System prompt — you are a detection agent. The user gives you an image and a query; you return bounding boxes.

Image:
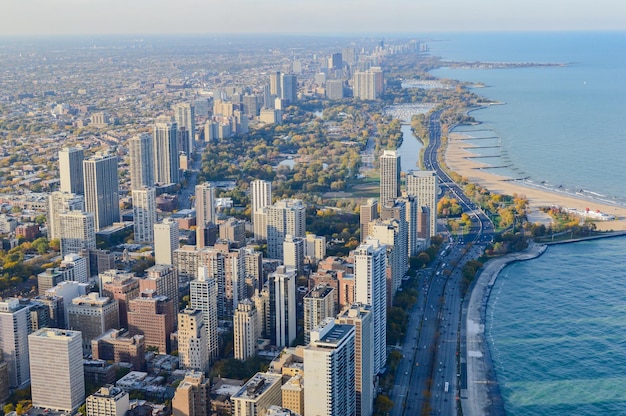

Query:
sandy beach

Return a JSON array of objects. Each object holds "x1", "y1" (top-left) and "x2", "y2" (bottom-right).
[{"x1": 445, "y1": 132, "x2": 626, "y2": 231}]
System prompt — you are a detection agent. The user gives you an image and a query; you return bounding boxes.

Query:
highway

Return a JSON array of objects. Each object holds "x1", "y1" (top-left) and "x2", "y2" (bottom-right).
[{"x1": 390, "y1": 109, "x2": 495, "y2": 416}]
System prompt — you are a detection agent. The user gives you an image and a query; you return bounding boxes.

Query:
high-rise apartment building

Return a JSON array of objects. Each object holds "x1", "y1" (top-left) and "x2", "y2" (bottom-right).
[
  {"x1": 173, "y1": 102, "x2": 196, "y2": 157},
  {"x1": 379, "y1": 150, "x2": 401, "y2": 206},
  {"x1": 86, "y1": 385, "x2": 130, "y2": 416},
  {"x1": 140, "y1": 264, "x2": 179, "y2": 314},
  {"x1": 269, "y1": 72, "x2": 281, "y2": 97},
  {"x1": 29, "y1": 329, "x2": 84, "y2": 413},
  {"x1": 59, "y1": 147, "x2": 85, "y2": 195},
  {"x1": 60, "y1": 253, "x2": 89, "y2": 284},
  {"x1": 189, "y1": 267, "x2": 219, "y2": 361},
  {"x1": 281, "y1": 375, "x2": 304, "y2": 416},
  {"x1": 132, "y1": 187, "x2": 156, "y2": 244},
  {"x1": 353, "y1": 238, "x2": 387, "y2": 374},
  {"x1": 153, "y1": 117, "x2": 180, "y2": 184},
  {"x1": 282, "y1": 235, "x2": 304, "y2": 275},
  {"x1": 233, "y1": 299, "x2": 258, "y2": 361},
  {"x1": 67, "y1": 293, "x2": 120, "y2": 354},
  {"x1": 127, "y1": 291, "x2": 175, "y2": 354},
  {"x1": 336, "y1": 303, "x2": 374, "y2": 416},
  {"x1": 83, "y1": 152, "x2": 120, "y2": 231},
  {"x1": 266, "y1": 199, "x2": 305, "y2": 260},
  {"x1": 251, "y1": 180, "x2": 272, "y2": 223},
  {"x1": 48, "y1": 191, "x2": 84, "y2": 240},
  {"x1": 359, "y1": 198, "x2": 379, "y2": 242},
  {"x1": 304, "y1": 319, "x2": 356, "y2": 416},
  {"x1": 407, "y1": 170, "x2": 439, "y2": 239},
  {"x1": 304, "y1": 233, "x2": 326, "y2": 262},
  {"x1": 303, "y1": 284, "x2": 336, "y2": 345},
  {"x1": 172, "y1": 371, "x2": 210, "y2": 416},
  {"x1": 279, "y1": 73, "x2": 297, "y2": 104},
  {"x1": 0, "y1": 299, "x2": 31, "y2": 389},
  {"x1": 59, "y1": 210, "x2": 96, "y2": 259},
  {"x1": 154, "y1": 218, "x2": 179, "y2": 265},
  {"x1": 128, "y1": 133, "x2": 154, "y2": 190},
  {"x1": 101, "y1": 273, "x2": 140, "y2": 329},
  {"x1": 269, "y1": 266, "x2": 296, "y2": 347},
  {"x1": 353, "y1": 67, "x2": 384, "y2": 100},
  {"x1": 232, "y1": 372, "x2": 282, "y2": 416},
  {"x1": 219, "y1": 217, "x2": 246, "y2": 248},
  {"x1": 379, "y1": 200, "x2": 409, "y2": 299},
  {"x1": 177, "y1": 309, "x2": 209, "y2": 372},
  {"x1": 92, "y1": 329, "x2": 145, "y2": 371},
  {"x1": 195, "y1": 182, "x2": 216, "y2": 248}
]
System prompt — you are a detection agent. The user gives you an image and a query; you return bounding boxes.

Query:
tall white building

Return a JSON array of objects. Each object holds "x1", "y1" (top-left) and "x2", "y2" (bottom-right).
[
  {"x1": 379, "y1": 150, "x2": 401, "y2": 206},
  {"x1": 60, "y1": 253, "x2": 89, "y2": 284},
  {"x1": 86, "y1": 385, "x2": 130, "y2": 416},
  {"x1": 304, "y1": 234, "x2": 326, "y2": 262},
  {"x1": 407, "y1": 170, "x2": 439, "y2": 239},
  {"x1": 29, "y1": 328, "x2": 85, "y2": 412},
  {"x1": 233, "y1": 299, "x2": 259, "y2": 361},
  {"x1": 189, "y1": 267, "x2": 219, "y2": 361},
  {"x1": 232, "y1": 372, "x2": 282, "y2": 416},
  {"x1": 283, "y1": 235, "x2": 304, "y2": 275},
  {"x1": 279, "y1": 73, "x2": 297, "y2": 104},
  {"x1": 251, "y1": 180, "x2": 272, "y2": 241},
  {"x1": 353, "y1": 238, "x2": 387, "y2": 374},
  {"x1": 269, "y1": 266, "x2": 296, "y2": 347},
  {"x1": 336, "y1": 303, "x2": 374, "y2": 416},
  {"x1": 153, "y1": 117, "x2": 180, "y2": 184},
  {"x1": 266, "y1": 199, "x2": 306, "y2": 260},
  {"x1": 132, "y1": 187, "x2": 156, "y2": 244},
  {"x1": 60, "y1": 210, "x2": 96, "y2": 256},
  {"x1": 177, "y1": 309, "x2": 209, "y2": 372},
  {"x1": 195, "y1": 183, "x2": 216, "y2": 248},
  {"x1": 304, "y1": 319, "x2": 356, "y2": 416},
  {"x1": 128, "y1": 133, "x2": 154, "y2": 190},
  {"x1": 48, "y1": 191, "x2": 84, "y2": 241},
  {"x1": 83, "y1": 152, "x2": 120, "y2": 231},
  {"x1": 0, "y1": 299, "x2": 31, "y2": 389},
  {"x1": 352, "y1": 67, "x2": 384, "y2": 100},
  {"x1": 359, "y1": 198, "x2": 379, "y2": 242},
  {"x1": 154, "y1": 218, "x2": 179, "y2": 265},
  {"x1": 173, "y1": 103, "x2": 196, "y2": 157},
  {"x1": 59, "y1": 147, "x2": 84, "y2": 195}
]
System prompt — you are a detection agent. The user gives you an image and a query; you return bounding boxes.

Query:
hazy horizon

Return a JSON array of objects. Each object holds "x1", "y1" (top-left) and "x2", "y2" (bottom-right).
[{"x1": 2, "y1": 0, "x2": 625, "y2": 36}]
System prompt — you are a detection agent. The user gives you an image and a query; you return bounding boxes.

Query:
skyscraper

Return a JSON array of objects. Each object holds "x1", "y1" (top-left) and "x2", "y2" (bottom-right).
[
  {"x1": 127, "y1": 292, "x2": 175, "y2": 354},
  {"x1": 0, "y1": 299, "x2": 31, "y2": 389},
  {"x1": 379, "y1": 150, "x2": 401, "y2": 206},
  {"x1": 128, "y1": 133, "x2": 154, "y2": 190},
  {"x1": 353, "y1": 67, "x2": 384, "y2": 100},
  {"x1": 353, "y1": 238, "x2": 387, "y2": 374},
  {"x1": 60, "y1": 210, "x2": 96, "y2": 256},
  {"x1": 283, "y1": 234, "x2": 304, "y2": 275},
  {"x1": 29, "y1": 328, "x2": 84, "y2": 413},
  {"x1": 303, "y1": 284, "x2": 335, "y2": 344},
  {"x1": 190, "y1": 267, "x2": 219, "y2": 361},
  {"x1": 173, "y1": 102, "x2": 196, "y2": 157},
  {"x1": 407, "y1": 170, "x2": 439, "y2": 239},
  {"x1": 154, "y1": 218, "x2": 179, "y2": 265},
  {"x1": 141, "y1": 264, "x2": 179, "y2": 314},
  {"x1": 177, "y1": 309, "x2": 209, "y2": 372},
  {"x1": 359, "y1": 198, "x2": 379, "y2": 242},
  {"x1": 266, "y1": 199, "x2": 306, "y2": 260},
  {"x1": 304, "y1": 319, "x2": 356, "y2": 416},
  {"x1": 233, "y1": 299, "x2": 259, "y2": 361},
  {"x1": 280, "y1": 73, "x2": 297, "y2": 104},
  {"x1": 195, "y1": 183, "x2": 215, "y2": 248},
  {"x1": 153, "y1": 117, "x2": 179, "y2": 184},
  {"x1": 380, "y1": 199, "x2": 409, "y2": 298},
  {"x1": 269, "y1": 266, "x2": 296, "y2": 347},
  {"x1": 83, "y1": 152, "x2": 120, "y2": 231},
  {"x1": 336, "y1": 303, "x2": 374, "y2": 416},
  {"x1": 67, "y1": 293, "x2": 120, "y2": 354},
  {"x1": 59, "y1": 147, "x2": 84, "y2": 195},
  {"x1": 251, "y1": 179, "x2": 272, "y2": 241},
  {"x1": 48, "y1": 191, "x2": 84, "y2": 240},
  {"x1": 132, "y1": 187, "x2": 156, "y2": 244}
]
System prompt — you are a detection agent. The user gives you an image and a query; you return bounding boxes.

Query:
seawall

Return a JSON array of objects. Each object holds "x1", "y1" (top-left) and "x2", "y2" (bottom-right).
[{"x1": 460, "y1": 242, "x2": 547, "y2": 416}]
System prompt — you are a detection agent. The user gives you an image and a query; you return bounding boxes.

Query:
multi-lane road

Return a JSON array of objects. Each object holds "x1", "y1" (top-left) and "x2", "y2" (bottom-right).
[{"x1": 390, "y1": 109, "x2": 495, "y2": 416}]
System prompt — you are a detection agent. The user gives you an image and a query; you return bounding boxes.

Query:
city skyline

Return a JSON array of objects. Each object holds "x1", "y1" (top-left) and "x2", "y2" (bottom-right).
[{"x1": 1, "y1": 0, "x2": 625, "y2": 36}]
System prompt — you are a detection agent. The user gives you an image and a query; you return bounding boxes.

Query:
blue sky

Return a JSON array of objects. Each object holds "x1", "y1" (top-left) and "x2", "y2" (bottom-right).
[{"x1": 1, "y1": 0, "x2": 625, "y2": 35}]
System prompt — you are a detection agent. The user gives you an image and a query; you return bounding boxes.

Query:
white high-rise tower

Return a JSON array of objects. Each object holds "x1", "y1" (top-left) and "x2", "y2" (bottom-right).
[
  {"x1": 379, "y1": 150, "x2": 401, "y2": 206},
  {"x1": 153, "y1": 117, "x2": 179, "y2": 184},
  {"x1": 132, "y1": 187, "x2": 156, "y2": 244},
  {"x1": 83, "y1": 152, "x2": 120, "y2": 231},
  {"x1": 129, "y1": 133, "x2": 154, "y2": 190},
  {"x1": 407, "y1": 170, "x2": 439, "y2": 239},
  {"x1": 59, "y1": 147, "x2": 84, "y2": 195}
]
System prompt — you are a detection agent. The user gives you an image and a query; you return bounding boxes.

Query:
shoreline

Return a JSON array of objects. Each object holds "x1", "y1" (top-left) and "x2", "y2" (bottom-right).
[
  {"x1": 444, "y1": 130, "x2": 626, "y2": 231},
  {"x1": 461, "y1": 242, "x2": 547, "y2": 416}
]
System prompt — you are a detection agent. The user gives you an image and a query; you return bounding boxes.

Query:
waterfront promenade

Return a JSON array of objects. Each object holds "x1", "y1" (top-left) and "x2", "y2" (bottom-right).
[{"x1": 461, "y1": 242, "x2": 547, "y2": 416}]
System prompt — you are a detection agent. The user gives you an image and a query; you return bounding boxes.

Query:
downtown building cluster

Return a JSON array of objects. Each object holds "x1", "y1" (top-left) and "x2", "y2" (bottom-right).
[{"x1": 0, "y1": 41, "x2": 435, "y2": 416}]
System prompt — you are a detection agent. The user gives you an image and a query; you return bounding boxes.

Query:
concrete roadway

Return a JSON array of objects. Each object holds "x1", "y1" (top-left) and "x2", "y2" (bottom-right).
[{"x1": 390, "y1": 109, "x2": 495, "y2": 416}]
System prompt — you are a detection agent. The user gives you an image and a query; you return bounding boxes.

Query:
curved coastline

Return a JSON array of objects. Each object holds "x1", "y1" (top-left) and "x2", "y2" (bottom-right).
[{"x1": 460, "y1": 242, "x2": 547, "y2": 416}]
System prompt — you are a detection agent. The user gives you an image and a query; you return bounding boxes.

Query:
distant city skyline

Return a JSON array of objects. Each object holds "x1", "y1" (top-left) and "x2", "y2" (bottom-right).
[{"x1": 1, "y1": 0, "x2": 625, "y2": 35}]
